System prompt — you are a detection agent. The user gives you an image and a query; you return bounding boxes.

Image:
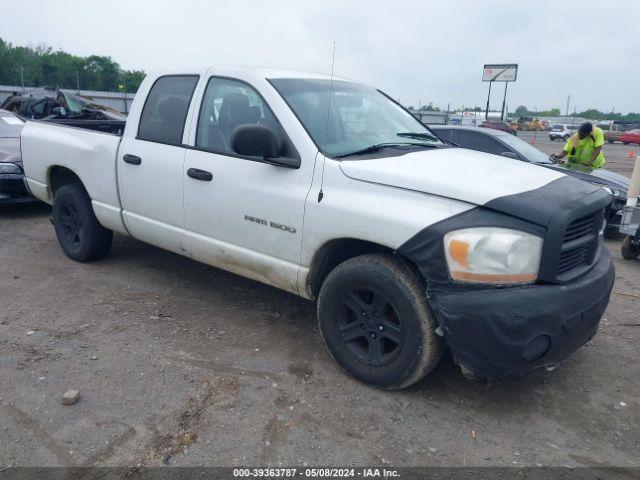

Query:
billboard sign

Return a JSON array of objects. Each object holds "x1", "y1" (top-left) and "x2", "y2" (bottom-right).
[{"x1": 482, "y1": 64, "x2": 518, "y2": 82}]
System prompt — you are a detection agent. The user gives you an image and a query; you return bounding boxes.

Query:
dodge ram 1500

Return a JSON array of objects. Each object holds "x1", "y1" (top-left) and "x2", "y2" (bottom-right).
[{"x1": 20, "y1": 67, "x2": 614, "y2": 389}]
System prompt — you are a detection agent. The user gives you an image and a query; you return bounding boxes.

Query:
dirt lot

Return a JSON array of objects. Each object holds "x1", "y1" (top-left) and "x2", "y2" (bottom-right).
[{"x1": 1, "y1": 142, "x2": 639, "y2": 468}]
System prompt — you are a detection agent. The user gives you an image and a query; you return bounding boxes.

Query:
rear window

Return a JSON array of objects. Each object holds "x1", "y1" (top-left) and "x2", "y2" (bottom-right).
[{"x1": 137, "y1": 75, "x2": 199, "y2": 145}]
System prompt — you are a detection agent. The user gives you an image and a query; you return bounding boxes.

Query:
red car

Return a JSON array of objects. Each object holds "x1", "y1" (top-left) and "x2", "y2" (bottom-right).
[
  {"x1": 480, "y1": 120, "x2": 517, "y2": 136},
  {"x1": 620, "y1": 129, "x2": 640, "y2": 145}
]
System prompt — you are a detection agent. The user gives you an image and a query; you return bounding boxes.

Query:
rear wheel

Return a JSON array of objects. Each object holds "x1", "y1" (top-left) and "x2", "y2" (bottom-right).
[
  {"x1": 53, "y1": 184, "x2": 113, "y2": 262},
  {"x1": 317, "y1": 254, "x2": 442, "y2": 389},
  {"x1": 621, "y1": 236, "x2": 640, "y2": 260}
]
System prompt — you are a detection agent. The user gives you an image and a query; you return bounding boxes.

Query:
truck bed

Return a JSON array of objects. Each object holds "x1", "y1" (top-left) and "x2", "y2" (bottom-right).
[{"x1": 21, "y1": 120, "x2": 126, "y2": 234}]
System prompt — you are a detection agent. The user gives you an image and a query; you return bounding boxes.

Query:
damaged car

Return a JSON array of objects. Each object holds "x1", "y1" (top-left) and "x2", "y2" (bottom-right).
[
  {"x1": 1, "y1": 87, "x2": 126, "y2": 135},
  {"x1": 0, "y1": 109, "x2": 35, "y2": 204}
]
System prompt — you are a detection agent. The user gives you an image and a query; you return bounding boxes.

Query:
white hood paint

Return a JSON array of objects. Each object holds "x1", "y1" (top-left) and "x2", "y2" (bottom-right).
[{"x1": 339, "y1": 148, "x2": 565, "y2": 206}]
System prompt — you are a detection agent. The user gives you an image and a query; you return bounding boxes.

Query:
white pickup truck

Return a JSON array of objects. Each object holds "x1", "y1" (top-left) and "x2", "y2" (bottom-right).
[{"x1": 21, "y1": 67, "x2": 614, "y2": 389}]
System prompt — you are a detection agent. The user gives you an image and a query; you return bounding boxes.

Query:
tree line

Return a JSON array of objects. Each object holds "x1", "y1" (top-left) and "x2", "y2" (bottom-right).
[{"x1": 0, "y1": 38, "x2": 145, "y2": 93}]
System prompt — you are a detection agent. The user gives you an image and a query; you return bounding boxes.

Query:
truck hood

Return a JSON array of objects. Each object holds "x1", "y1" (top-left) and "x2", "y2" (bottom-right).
[{"x1": 339, "y1": 148, "x2": 565, "y2": 206}]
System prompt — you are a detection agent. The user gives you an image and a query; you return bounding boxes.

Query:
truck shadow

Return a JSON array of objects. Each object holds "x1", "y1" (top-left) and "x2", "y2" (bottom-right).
[
  {"x1": 0, "y1": 201, "x2": 51, "y2": 218},
  {"x1": 103, "y1": 232, "x2": 580, "y2": 412}
]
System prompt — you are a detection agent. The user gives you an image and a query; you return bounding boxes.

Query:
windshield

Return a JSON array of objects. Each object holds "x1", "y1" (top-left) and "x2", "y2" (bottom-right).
[
  {"x1": 551, "y1": 125, "x2": 564, "y2": 131},
  {"x1": 62, "y1": 93, "x2": 90, "y2": 113},
  {"x1": 497, "y1": 131, "x2": 553, "y2": 163},
  {"x1": 270, "y1": 78, "x2": 442, "y2": 157}
]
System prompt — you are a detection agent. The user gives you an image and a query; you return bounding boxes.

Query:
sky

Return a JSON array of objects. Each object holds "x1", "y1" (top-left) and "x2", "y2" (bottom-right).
[{"x1": 3, "y1": 0, "x2": 640, "y2": 113}]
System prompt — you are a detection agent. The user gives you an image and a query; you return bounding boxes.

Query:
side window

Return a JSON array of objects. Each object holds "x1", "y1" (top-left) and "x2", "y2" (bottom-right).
[
  {"x1": 456, "y1": 131, "x2": 505, "y2": 155},
  {"x1": 138, "y1": 75, "x2": 199, "y2": 146},
  {"x1": 196, "y1": 77, "x2": 280, "y2": 154}
]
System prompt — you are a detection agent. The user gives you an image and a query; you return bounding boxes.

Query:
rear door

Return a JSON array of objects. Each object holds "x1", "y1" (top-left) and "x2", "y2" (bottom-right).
[{"x1": 117, "y1": 74, "x2": 199, "y2": 254}]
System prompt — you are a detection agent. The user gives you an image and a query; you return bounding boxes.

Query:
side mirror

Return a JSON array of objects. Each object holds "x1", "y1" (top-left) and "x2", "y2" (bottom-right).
[
  {"x1": 500, "y1": 151, "x2": 519, "y2": 159},
  {"x1": 231, "y1": 124, "x2": 300, "y2": 168},
  {"x1": 51, "y1": 106, "x2": 67, "y2": 117}
]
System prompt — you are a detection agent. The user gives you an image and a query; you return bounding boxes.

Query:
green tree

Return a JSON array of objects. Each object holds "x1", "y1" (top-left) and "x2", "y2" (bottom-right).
[{"x1": 0, "y1": 37, "x2": 145, "y2": 92}]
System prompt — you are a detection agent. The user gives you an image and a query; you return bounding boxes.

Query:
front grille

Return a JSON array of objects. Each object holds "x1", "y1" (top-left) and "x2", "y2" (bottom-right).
[
  {"x1": 563, "y1": 215, "x2": 595, "y2": 242},
  {"x1": 555, "y1": 213, "x2": 599, "y2": 278}
]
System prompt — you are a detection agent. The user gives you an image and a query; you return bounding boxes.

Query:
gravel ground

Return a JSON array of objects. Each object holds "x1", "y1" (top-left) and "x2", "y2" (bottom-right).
[{"x1": 1, "y1": 140, "x2": 639, "y2": 468}]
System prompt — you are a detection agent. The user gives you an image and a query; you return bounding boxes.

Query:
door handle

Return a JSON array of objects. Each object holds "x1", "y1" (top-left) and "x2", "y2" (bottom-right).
[
  {"x1": 123, "y1": 154, "x2": 142, "y2": 165},
  {"x1": 187, "y1": 168, "x2": 213, "y2": 181}
]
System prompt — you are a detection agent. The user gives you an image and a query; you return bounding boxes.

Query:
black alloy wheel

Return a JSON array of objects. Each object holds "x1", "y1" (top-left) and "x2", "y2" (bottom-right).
[
  {"x1": 337, "y1": 287, "x2": 404, "y2": 366},
  {"x1": 58, "y1": 201, "x2": 84, "y2": 249}
]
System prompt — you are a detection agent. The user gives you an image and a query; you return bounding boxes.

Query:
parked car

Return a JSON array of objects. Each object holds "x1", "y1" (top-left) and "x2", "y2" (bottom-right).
[
  {"x1": 548, "y1": 124, "x2": 573, "y2": 141},
  {"x1": 480, "y1": 120, "x2": 517, "y2": 135},
  {"x1": 432, "y1": 125, "x2": 630, "y2": 236},
  {"x1": 603, "y1": 124, "x2": 628, "y2": 144},
  {"x1": 620, "y1": 130, "x2": 640, "y2": 145},
  {"x1": 20, "y1": 67, "x2": 614, "y2": 388},
  {"x1": 0, "y1": 109, "x2": 36, "y2": 204}
]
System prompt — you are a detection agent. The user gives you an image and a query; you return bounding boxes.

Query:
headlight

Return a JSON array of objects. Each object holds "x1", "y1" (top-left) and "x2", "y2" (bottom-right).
[
  {"x1": 0, "y1": 162, "x2": 21, "y2": 174},
  {"x1": 0, "y1": 163, "x2": 22, "y2": 173},
  {"x1": 444, "y1": 228, "x2": 543, "y2": 284}
]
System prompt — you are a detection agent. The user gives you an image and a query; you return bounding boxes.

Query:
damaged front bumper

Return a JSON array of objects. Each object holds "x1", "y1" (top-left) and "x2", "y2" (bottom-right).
[{"x1": 429, "y1": 248, "x2": 615, "y2": 380}]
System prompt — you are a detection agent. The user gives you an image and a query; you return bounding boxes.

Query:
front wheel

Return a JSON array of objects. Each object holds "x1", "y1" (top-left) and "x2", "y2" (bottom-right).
[
  {"x1": 621, "y1": 236, "x2": 640, "y2": 260},
  {"x1": 317, "y1": 254, "x2": 443, "y2": 389},
  {"x1": 53, "y1": 184, "x2": 113, "y2": 262}
]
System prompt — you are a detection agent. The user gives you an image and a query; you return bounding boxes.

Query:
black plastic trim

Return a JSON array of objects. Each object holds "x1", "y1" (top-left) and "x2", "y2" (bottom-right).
[
  {"x1": 484, "y1": 176, "x2": 610, "y2": 284},
  {"x1": 397, "y1": 206, "x2": 545, "y2": 291}
]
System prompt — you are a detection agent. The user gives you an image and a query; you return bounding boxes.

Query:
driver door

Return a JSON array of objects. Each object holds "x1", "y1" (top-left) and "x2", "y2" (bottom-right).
[{"x1": 182, "y1": 76, "x2": 313, "y2": 293}]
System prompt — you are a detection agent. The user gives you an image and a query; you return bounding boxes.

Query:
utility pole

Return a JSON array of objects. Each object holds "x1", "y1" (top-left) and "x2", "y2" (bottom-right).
[
  {"x1": 565, "y1": 95, "x2": 571, "y2": 117},
  {"x1": 76, "y1": 71, "x2": 80, "y2": 90},
  {"x1": 123, "y1": 75, "x2": 128, "y2": 114},
  {"x1": 19, "y1": 65, "x2": 25, "y2": 92}
]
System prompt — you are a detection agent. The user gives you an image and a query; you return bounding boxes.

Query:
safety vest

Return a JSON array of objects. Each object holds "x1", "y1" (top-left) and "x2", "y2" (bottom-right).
[{"x1": 566, "y1": 128, "x2": 605, "y2": 168}]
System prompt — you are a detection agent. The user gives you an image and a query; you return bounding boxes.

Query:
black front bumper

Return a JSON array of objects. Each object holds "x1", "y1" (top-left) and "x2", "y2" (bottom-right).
[
  {"x1": 0, "y1": 173, "x2": 36, "y2": 204},
  {"x1": 429, "y1": 248, "x2": 615, "y2": 380}
]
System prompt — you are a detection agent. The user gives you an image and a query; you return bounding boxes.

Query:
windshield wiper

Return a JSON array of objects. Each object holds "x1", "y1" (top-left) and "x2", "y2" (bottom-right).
[
  {"x1": 334, "y1": 142, "x2": 439, "y2": 159},
  {"x1": 396, "y1": 132, "x2": 441, "y2": 142}
]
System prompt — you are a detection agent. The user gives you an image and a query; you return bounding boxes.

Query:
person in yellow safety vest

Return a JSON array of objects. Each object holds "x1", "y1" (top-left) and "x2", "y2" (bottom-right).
[{"x1": 551, "y1": 122, "x2": 606, "y2": 168}]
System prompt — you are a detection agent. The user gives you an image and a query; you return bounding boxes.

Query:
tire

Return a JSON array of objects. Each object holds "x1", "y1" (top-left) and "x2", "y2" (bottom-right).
[
  {"x1": 607, "y1": 140, "x2": 614, "y2": 144},
  {"x1": 621, "y1": 236, "x2": 640, "y2": 260},
  {"x1": 317, "y1": 254, "x2": 443, "y2": 390},
  {"x1": 52, "y1": 184, "x2": 113, "y2": 262},
  {"x1": 623, "y1": 142, "x2": 630, "y2": 145},
  {"x1": 564, "y1": 135, "x2": 570, "y2": 141}
]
